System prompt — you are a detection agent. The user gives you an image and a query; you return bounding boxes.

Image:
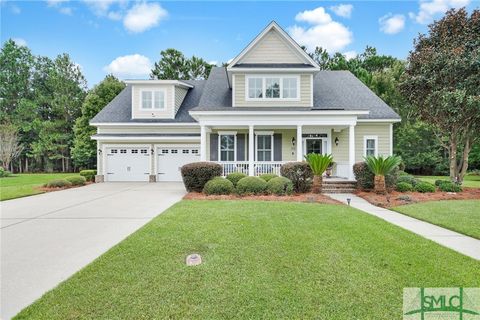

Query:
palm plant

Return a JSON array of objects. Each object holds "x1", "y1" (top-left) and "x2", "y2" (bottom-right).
[
  {"x1": 364, "y1": 155, "x2": 402, "y2": 194},
  {"x1": 304, "y1": 153, "x2": 333, "y2": 193}
]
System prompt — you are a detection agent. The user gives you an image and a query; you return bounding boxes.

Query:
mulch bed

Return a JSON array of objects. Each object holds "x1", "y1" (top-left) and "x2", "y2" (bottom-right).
[
  {"x1": 356, "y1": 188, "x2": 480, "y2": 208},
  {"x1": 184, "y1": 192, "x2": 342, "y2": 205},
  {"x1": 37, "y1": 182, "x2": 93, "y2": 193}
]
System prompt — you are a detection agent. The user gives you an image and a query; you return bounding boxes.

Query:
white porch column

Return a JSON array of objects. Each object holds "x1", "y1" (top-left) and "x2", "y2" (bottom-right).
[
  {"x1": 296, "y1": 125, "x2": 303, "y2": 161},
  {"x1": 96, "y1": 141, "x2": 102, "y2": 175},
  {"x1": 200, "y1": 125, "x2": 207, "y2": 161},
  {"x1": 348, "y1": 124, "x2": 355, "y2": 180},
  {"x1": 248, "y1": 125, "x2": 254, "y2": 176}
]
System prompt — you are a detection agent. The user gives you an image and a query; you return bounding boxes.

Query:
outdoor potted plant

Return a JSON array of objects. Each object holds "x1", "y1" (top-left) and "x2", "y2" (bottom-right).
[
  {"x1": 305, "y1": 153, "x2": 333, "y2": 193},
  {"x1": 325, "y1": 162, "x2": 335, "y2": 177}
]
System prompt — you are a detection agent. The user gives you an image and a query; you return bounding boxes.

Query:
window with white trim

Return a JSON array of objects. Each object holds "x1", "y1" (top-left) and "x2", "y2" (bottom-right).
[
  {"x1": 246, "y1": 76, "x2": 299, "y2": 100},
  {"x1": 141, "y1": 90, "x2": 165, "y2": 109},
  {"x1": 219, "y1": 134, "x2": 235, "y2": 161},
  {"x1": 256, "y1": 135, "x2": 273, "y2": 161},
  {"x1": 364, "y1": 136, "x2": 378, "y2": 157}
]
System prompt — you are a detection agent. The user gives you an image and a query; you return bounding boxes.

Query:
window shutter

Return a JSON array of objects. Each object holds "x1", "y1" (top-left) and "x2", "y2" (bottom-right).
[
  {"x1": 274, "y1": 134, "x2": 282, "y2": 161},
  {"x1": 237, "y1": 134, "x2": 245, "y2": 161},
  {"x1": 210, "y1": 134, "x2": 218, "y2": 161}
]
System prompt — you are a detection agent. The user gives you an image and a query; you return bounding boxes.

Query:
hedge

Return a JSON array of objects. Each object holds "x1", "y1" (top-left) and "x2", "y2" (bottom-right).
[
  {"x1": 65, "y1": 176, "x2": 87, "y2": 186},
  {"x1": 203, "y1": 177, "x2": 234, "y2": 195},
  {"x1": 396, "y1": 182, "x2": 414, "y2": 192},
  {"x1": 414, "y1": 181, "x2": 436, "y2": 193},
  {"x1": 438, "y1": 181, "x2": 462, "y2": 192},
  {"x1": 45, "y1": 179, "x2": 72, "y2": 188},
  {"x1": 181, "y1": 162, "x2": 222, "y2": 192},
  {"x1": 259, "y1": 173, "x2": 278, "y2": 182},
  {"x1": 236, "y1": 176, "x2": 267, "y2": 195},
  {"x1": 280, "y1": 162, "x2": 313, "y2": 193},
  {"x1": 353, "y1": 162, "x2": 399, "y2": 191},
  {"x1": 79, "y1": 169, "x2": 97, "y2": 182},
  {"x1": 266, "y1": 177, "x2": 293, "y2": 196},
  {"x1": 0, "y1": 167, "x2": 12, "y2": 178},
  {"x1": 226, "y1": 172, "x2": 247, "y2": 187},
  {"x1": 397, "y1": 175, "x2": 419, "y2": 186}
]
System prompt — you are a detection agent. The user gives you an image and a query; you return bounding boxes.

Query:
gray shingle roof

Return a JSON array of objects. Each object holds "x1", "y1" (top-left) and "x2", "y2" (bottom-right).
[
  {"x1": 90, "y1": 79, "x2": 205, "y2": 123},
  {"x1": 91, "y1": 67, "x2": 400, "y2": 124}
]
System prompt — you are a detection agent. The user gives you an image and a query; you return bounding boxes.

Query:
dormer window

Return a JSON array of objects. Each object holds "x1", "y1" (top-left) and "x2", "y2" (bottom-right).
[
  {"x1": 246, "y1": 75, "x2": 299, "y2": 100},
  {"x1": 141, "y1": 90, "x2": 165, "y2": 110}
]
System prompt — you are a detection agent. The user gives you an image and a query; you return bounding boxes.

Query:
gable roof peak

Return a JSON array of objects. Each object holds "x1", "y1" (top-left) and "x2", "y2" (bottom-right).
[{"x1": 227, "y1": 21, "x2": 320, "y2": 71}]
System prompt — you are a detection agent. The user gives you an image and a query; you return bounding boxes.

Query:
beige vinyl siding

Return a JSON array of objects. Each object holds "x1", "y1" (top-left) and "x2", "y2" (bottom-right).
[
  {"x1": 239, "y1": 29, "x2": 302, "y2": 64},
  {"x1": 331, "y1": 129, "x2": 349, "y2": 162},
  {"x1": 132, "y1": 84, "x2": 174, "y2": 119},
  {"x1": 278, "y1": 129, "x2": 296, "y2": 161},
  {"x1": 174, "y1": 87, "x2": 188, "y2": 115},
  {"x1": 234, "y1": 74, "x2": 311, "y2": 107},
  {"x1": 355, "y1": 123, "x2": 390, "y2": 162}
]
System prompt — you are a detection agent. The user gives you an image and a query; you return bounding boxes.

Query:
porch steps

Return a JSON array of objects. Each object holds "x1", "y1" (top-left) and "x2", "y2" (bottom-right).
[{"x1": 322, "y1": 180, "x2": 357, "y2": 193}]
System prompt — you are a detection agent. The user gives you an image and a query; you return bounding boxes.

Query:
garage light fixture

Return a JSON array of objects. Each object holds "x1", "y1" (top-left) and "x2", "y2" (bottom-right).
[{"x1": 98, "y1": 149, "x2": 102, "y2": 155}]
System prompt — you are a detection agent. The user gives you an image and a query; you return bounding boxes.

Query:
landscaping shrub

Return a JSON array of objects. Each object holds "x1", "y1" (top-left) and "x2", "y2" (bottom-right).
[
  {"x1": 397, "y1": 175, "x2": 419, "y2": 186},
  {"x1": 353, "y1": 162, "x2": 399, "y2": 191},
  {"x1": 45, "y1": 179, "x2": 72, "y2": 188},
  {"x1": 434, "y1": 179, "x2": 449, "y2": 187},
  {"x1": 0, "y1": 167, "x2": 12, "y2": 178},
  {"x1": 79, "y1": 169, "x2": 97, "y2": 182},
  {"x1": 236, "y1": 176, "x2": 267, "y2": 195},
  {"x1": 203, "y1": 177, "x2": 234, "y2": 195},
  {"x1": 65, "y1": 176, "x2": 87, "y2": 186},
  {"x1": 280, "y1": 162, "x2": 313, "y2": 193},
  {"x1": 259, "y1": 173, "x2": 278, "y2": 182},
  {"x1": 181, "y1": 162, "x2": 222, "y2": 192},
  {"x1": 266, "y1": 177, "x2": 293, "y2": 196},
  {"x1": 226, "y1": 172, "x2": 247, "y2": 187},
  {"x1": 414, "y1": 181, "x2": 436, "y2": 193},
  {"x1": 396, "y1": 182, "x2": 414, "y2": 192},
  {"x1": 438, "y1": 181, "x2": 462, "y2": 192}
]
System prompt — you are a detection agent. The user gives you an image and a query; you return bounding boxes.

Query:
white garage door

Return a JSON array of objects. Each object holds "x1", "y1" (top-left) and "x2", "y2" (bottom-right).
[
  {"x1": 106, "y1": 147, "x2": 150, "y2": 182},
  {"x1": 157, "y1": 146, "x2": 200, "y2": 181}
]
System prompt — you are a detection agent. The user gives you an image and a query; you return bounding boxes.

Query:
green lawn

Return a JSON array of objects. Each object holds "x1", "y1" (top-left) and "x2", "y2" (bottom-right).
[
  {"x1": 0, "y1": 173, "x2": 80, "y2": 201},
  {"x1": 416, "y1": 174, "x2": 480, "y2": 188},
  {"x1": 15, "y1": 200, "x2": 479, "y2": 320},
  {"x1": 393, "y1": 200, "x2": 480, "y2": 239}
]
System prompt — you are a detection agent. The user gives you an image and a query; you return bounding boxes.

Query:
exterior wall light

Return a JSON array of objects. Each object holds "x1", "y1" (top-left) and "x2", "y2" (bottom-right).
[
  {"x1": 292, "y1": 137, "x2": 296, "y2": 146},
  {"x1": 98, "y1": 149, "x2": 102, "y2": 155},
  {"x1": 335, "y1": 137, "x2": 339, "y2": 146}
]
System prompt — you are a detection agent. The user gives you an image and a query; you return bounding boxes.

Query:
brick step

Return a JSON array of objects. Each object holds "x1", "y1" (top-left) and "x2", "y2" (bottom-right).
[{"x1": 322, "y1": 189, "x2": 356, "y2": 194}]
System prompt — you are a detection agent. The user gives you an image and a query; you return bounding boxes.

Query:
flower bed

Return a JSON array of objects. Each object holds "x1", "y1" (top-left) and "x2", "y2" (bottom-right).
[
  {"x1": 184, "y1": 192, "x2": 341, "y2": 205},
  {"x1": 356, "y1": 189, "x2": 480, "y2": 208}
]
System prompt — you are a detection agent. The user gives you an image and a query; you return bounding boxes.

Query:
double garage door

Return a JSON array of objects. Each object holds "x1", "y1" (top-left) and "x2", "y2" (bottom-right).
[{"x1": 105, "y1": 146, "x2": 199, "y2": 182}]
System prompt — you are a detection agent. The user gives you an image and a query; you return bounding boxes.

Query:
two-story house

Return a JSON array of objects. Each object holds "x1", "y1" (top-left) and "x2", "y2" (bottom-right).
[{"x1": 90, "y1": 21, "x2": 401, "y2": 182}]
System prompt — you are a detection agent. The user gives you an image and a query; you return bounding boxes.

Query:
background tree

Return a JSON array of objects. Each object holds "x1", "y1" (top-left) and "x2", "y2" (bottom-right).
[
  {"x1": 400, "y1": 8, "x2": 480, "y2": 183},
  {"x1": 72, "y1": 75, "x2": 125, "y2": 168},
  {"x1": 0, "y1": 124, "x2": 23, "y2": 170},
  {"x1": 150, "y1": 48, "x2": 213, "y2": 80}
]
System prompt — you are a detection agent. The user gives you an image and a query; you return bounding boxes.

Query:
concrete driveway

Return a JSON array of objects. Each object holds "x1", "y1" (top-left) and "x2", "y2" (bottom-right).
[{"x1": 1, "y1": 182, "x2": 186, "y2": 319}]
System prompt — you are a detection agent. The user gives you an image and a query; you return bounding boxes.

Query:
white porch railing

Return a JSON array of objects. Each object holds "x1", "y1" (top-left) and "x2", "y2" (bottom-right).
[{"x1": 217, "y1": 161, "x2": 285, "y2": 177}]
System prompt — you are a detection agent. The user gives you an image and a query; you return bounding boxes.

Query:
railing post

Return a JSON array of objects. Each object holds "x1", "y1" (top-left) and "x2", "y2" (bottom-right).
[{"x1": 248, "y1": 125, "x2": 255, "y2": 176}]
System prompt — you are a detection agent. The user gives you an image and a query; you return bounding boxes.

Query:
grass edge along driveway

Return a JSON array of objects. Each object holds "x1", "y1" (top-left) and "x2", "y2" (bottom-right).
[
  {"x1": 15, "y1": 200, "x2": 480, "y2": 320},
  {"x1": 393, "y1": 199, "x2": 480, "y2": 240},
  {"x1": 0, "y1": 173, "x2": 80, "y2": 201}
]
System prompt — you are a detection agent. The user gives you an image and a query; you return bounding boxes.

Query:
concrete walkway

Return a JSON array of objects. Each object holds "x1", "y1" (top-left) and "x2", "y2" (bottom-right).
[
  {"x1": 1, "y1": 182, "x2": 186, "y2": 320},
  {"x1": 327, "y1": 193, "x2": 480, "y2": 261}
]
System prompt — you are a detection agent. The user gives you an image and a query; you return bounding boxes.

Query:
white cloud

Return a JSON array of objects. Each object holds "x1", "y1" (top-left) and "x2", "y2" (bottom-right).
[
  {"x1": 103, "y1": 54, "x2": 152, "y2": 78},
  {"x1": 409, "y1": 0, "x2": 470, "y2": 24},
  {"x1": 123, "y1": 2, "x2": 168, "y2": 33},
  {"x1": 12, "y1": 38, "x2": 27, "y2": 47},
  {"x1": 107, "y1": 11, "x2": 122, "y2": 20},
  {"x1": 208, "y1": 61, "x2": 218, "y2": 66},
  {"x1": 46, "y1": 0, "x2": 69, "y2": 7},
  {"x1": 330, "y1": 4, "x2": 353, "y2": 18},
  {"x1": 295, "y1": 7, "x2": 332, "y2": 25},
  {"x1": 82, "y1": 0, "x2": 123, "y2": 16},
  {"x1": 289, "y1": 7, "x2": 353, "y2": 53},
  {"x1": 59, "y1": 6, "x2": 73, "y2": 15},
  {"x1": 343, "y1": 50, "x2": 357, "y2": 60},
  {"x1": 379, "y1": 13, "x2": 406, "y2": 34}
]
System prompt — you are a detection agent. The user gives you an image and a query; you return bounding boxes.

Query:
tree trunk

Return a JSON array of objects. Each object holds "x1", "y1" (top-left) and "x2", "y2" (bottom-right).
[
  {"x1": 312, "y1": 175, "x2": 322, "y2": 193},
  {"x1": 458, "y1": 136, "x2": 472, "y2": 183},
  {"x1": 374, "y1": 175, "x2": 386, "y2": 194},
  {"x1": 449, "y1": 138, "x2": 458, "y2": 183},
  {"x1": 25, "y1": 157, "x2": 29, "y2": 172}
]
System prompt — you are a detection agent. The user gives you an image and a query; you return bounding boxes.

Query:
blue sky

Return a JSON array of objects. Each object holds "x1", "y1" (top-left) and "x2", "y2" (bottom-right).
[{"x1": 2, "y1": 0, "x2": 477, "y2": 87}]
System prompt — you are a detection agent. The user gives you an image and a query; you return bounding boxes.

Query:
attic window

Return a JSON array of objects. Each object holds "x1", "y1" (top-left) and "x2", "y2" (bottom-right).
[
  {"x1": 141, "y1": 90, "x2": 165, "y2": 110},
  {"x1": 246, "y1": 76, "x2": 299, "y2": 100}
]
